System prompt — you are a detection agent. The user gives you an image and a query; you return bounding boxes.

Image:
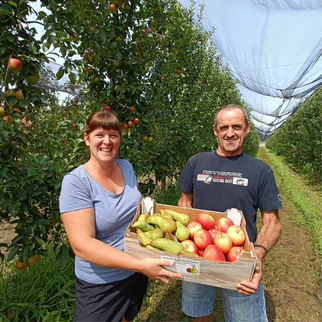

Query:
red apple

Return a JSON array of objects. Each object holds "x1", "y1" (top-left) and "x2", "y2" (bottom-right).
[
  {"x1": 213, "y1": 232, "x2": 233, "y2": 254},
  {"x1": 217, "y1": 217, "x2": 234, "y2": 233},
  {"x1": 227, "y1": 246, "x2": 245, "y2": 262},
  {"x1": 196, "y1": 213, "x2": 215, "y2": 230},
  {"x1": 133, "y1": 117, "x2": 140, "y2": 124},
  {"x1": 186, "y1": 220, "x2": 203, "y2": 239},
  {"x1": 226, "y1": 225, "x2": 246, "y2": 246},
  {"x1": 181, "y1": 240, "x2": 199, "y2": 254},
  {"x1": 15, "y1": 90, "x2": 24, "y2": 100},
  {"x1": 198, "y1": 249, "x2": 205, "y2": 257},
  {"x1": 193, "y1": 229, "x2": 213, "y2": 250},
  {"x1": 102, "y1": 104, "x2": 111, "y2": 111},
  {"x1": 208, "y1": 228, "x2": 221, "y2": 239},
  {"x1": 203, "y1": 244, "x2": 225, "y2": 261},
  {"x1": 8, "y1": 58, "x2": 23, "y2": 73},
  {"x1": 108, "y1": 4, "x2": 117, "y2": 14},
  {"x1": 122, "y1": 123, "x2": 129, "y2": 130}
]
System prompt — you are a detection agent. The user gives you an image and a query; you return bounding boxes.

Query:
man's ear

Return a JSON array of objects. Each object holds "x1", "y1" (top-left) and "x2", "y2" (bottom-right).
[
  {"x1": 213, "y1": 124, "x2": 218, "y2": 137},
  {"x1": 246, "y1": 121, "x2": 251, "y2": 135}
]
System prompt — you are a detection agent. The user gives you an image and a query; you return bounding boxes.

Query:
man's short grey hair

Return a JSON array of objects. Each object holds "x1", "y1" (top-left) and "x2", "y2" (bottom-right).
[{"x1": 214, "y1": 104, "x2": 249, "y2": 128}]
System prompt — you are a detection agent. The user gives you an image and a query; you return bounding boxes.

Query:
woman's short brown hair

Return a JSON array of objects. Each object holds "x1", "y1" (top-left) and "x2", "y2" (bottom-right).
[{"x1": 85, "y1": 110, "x2": 122, "y2": 136}]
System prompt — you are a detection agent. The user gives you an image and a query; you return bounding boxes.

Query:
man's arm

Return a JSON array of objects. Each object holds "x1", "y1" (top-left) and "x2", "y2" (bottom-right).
[
  {"x1": 178, "y1": 191, "x2": 194, "y2": 208},
  {"x1": 237, "y1": 209, "x2": 282, "y2": 294}
]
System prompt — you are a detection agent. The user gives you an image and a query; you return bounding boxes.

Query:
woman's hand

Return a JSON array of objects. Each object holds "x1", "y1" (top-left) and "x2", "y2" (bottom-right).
[{"x1": 139, "y1": 258, "x2": 182, "y2": 284}]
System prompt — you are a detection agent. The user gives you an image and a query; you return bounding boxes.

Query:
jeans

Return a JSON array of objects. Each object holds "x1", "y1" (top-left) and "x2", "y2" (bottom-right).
[{"x1": 182, "y1": 281, "x2": 268, "y2": 322}]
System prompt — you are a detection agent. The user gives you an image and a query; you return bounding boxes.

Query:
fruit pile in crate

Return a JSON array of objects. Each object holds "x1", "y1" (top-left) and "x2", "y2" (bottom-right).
[{"x1": 132, "y1": 205, "x2": 246, "y2": 262}]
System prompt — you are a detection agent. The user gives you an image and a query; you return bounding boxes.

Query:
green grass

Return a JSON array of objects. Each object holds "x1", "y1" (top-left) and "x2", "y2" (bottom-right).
[
  {"x1": 0, "y1": 248, "x2": 75, "y2": 322},
  {"x1": 262, "y1": 148, "x2": 322, "y2": 254}
]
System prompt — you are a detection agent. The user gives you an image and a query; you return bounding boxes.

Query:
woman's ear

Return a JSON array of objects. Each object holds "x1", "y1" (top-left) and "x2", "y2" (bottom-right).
[{"x1": 83, "y1": 133, "x2": 90, "y2": 146}]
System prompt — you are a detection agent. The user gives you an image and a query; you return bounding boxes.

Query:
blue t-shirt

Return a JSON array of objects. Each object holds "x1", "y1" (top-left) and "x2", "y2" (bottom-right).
[
  {"x1": 59, "y1": 159, "x2": 142, "y2": 284},
  {"x1": 177, "y1": 151, "x2": 282, "y2": 243}
]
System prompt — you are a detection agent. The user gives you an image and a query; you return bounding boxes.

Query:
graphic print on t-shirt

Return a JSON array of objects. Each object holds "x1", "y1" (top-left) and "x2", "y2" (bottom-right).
[{"x1": 197, "y1": 170, "x2": 248, "y2": 186}]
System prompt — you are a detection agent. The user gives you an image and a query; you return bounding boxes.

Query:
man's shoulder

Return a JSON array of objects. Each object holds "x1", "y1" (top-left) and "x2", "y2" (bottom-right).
[
  {"x1": 189, "y1": 151, "x2": 214, "y2": 163},
  {"x1": 242, "y1": 153, "x2": 271, "y2": 171}
]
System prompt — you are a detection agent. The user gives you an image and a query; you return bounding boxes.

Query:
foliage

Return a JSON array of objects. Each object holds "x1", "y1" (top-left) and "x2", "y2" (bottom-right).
[
  {"x1": 266, "y1": 87, "x2": 322, "y2": 178},
  {"x1": 0, "y1": 248, "x2": 75, "y2": 321},
  {"x1": 0, "y1": 0, "x2": 259, "y2": 263}
]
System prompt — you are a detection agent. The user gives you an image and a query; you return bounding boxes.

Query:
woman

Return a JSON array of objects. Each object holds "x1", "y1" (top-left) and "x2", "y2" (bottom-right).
[{"x1": 59, "y1": 110, "x2": 182, "y2": 322}]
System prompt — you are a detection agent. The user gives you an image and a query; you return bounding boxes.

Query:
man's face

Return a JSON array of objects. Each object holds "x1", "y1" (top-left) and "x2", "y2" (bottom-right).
[{"x1": 213, "y1": 108, "x2": 250, "y2": 157}]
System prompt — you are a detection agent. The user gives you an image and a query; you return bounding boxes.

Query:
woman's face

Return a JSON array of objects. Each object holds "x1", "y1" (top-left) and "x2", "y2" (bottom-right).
[{"x1": 83, "y1": 127, "x2": 121, "y2": 164}]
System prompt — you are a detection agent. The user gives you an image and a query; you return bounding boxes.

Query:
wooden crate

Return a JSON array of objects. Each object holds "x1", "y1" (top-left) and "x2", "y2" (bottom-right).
[{"x1": 124, "y1": 197, "x2": 257, "y2": 290}]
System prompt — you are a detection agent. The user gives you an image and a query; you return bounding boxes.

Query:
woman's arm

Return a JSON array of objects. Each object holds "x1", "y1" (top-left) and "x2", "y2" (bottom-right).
[{"x1": 61, "y1": 208, "x2": 182, "y2": 283}]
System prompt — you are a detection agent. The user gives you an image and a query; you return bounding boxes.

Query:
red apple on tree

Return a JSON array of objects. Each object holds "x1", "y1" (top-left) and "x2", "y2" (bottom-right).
[
  {"x1": 122, "y1": 123, "x2": 129, "y2": 130},
  {"x1": 213, "y1": 232, "x2": 233, "y2": 254},
  {"x1": 203, "y1": 244, "x2": 225, "y2": 261},
  {"x1": 196, "y1": 213, "x2": 215, "y2": 230},
  {"x1": 133, "y1": 117, "x2": 140, "y2": 124},
  {"x1": 181, "y1": 240, "x2": 199, "y2": 254},
  {"x1": 8, "y1": 58, "x2": 23, "y2": 73},
  {"x1": 193, "y1": 229, "x2": 213, "y2": 250},
  {"x1": 226, "y1": 225, "x2": 246, "y2": 246},
  {"x1": 217, "y1": 217, "x2": 234, "y2": 233},
  {"x1": 186, "y1": 220, "x2": 203, "y2": 239},
  {"x1": 102, "y1": 104, "x2": 111, "y2": 111},
  {"x1": 15, "y1": 90, "x2": 24, "y2": 100},
  {"x1": 227, "y1": 246, "x2": 245, "y2": 262}
]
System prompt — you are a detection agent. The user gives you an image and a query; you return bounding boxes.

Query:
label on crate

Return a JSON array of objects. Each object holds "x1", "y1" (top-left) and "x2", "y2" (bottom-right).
[{"x1": 161, "y1": 255, "x2": 200, "y2": 276}]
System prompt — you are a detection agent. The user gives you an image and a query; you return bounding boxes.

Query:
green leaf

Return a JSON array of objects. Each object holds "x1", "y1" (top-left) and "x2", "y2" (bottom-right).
[
  {"x1": 56, "y1": 67, "x2": 64, "y2": 80},
  {"x1": 7, "y1": 246, "x2": 19, "y2": 262}
]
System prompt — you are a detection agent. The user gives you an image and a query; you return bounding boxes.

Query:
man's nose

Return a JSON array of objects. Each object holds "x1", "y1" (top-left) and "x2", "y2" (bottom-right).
[{"x1": 226, "y1": 127, "x2": 234, "y2": 137}]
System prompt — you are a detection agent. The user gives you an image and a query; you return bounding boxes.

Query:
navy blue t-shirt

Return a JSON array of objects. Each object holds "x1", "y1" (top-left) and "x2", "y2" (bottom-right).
[{"x1": 177, "y1": 151, "x2": 282, "y2": 242}]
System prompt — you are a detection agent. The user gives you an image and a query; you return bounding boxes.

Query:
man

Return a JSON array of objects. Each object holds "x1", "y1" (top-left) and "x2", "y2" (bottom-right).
[{"x1": 177, "y1": 104, "x2": 282, "y2": 322}]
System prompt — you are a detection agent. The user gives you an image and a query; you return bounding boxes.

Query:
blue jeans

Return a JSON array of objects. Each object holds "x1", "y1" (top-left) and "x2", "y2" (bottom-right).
[{"x1": 182, "y1": 281, "x2": 268, "y2": 322}]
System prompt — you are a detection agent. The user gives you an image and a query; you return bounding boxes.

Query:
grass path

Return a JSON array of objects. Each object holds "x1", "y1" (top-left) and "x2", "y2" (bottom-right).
[{"x1": 136, "y1": 148, "x2": 321, "y2": 321}]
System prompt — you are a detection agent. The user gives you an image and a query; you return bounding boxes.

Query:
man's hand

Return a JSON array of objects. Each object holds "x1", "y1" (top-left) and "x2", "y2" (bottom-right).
[{"x1": 236, "y1": 259, "x2": 262, "y2": 295}]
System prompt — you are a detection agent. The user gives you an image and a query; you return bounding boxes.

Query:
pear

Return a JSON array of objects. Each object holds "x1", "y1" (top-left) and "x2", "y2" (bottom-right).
[
  {"x1": 164, "y1": 231, "x2": 178, "y2": 242},
  {"x1": 179, "y1": 250, "x2": 200, "y2": 258},
  {"x1": 132, "y1": 220, "x2": 155, "y2": 232},
  {"x1": 159, "y1": 209, "x2": 173, "y2": 219},
  {"x1": 175, "y1": 221, "x2": 190, "y2": 241},
  {"x1": 146, "y1": 214, "x2": 176, "y2": 233},
  {"x1": 136, "y1": 228, "x2": 152, "y2": 246},
  {"x1": 150, "y1": 238, "x2": 184, "y2": 254},
  {"x1": 145, "y1": 228, "x2": 163, "y2": 240},
  {"x1": 163, "y1": 209, "x2": 191, "y2": 226}
]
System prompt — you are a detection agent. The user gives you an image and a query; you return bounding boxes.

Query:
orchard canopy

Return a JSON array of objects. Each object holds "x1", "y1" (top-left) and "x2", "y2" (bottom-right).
[{"x1": 0, "y1": 0, "x2": 319, "y2": 263}]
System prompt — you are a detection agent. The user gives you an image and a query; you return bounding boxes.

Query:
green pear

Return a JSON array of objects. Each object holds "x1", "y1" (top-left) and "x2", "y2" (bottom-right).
[
  {"x1": 150, "y1": 238, "x2": 184, "y2": 254},
  {"x1": 175, "y1": 221, "x2": 190, "y2": 241},
  {"x1": 136, "y1": 228, "x2": 152, "y2": 246},
  {"x1": 132, "y1": 220, "x2": 155, "y2": 232},
  {"x1": 145, "y1": 228, "x2": 163, "y2": 240},
  {"x1": 164, "y1": 231, "x2": 178, "y2": 242},
  {"x1": 146, "y1": 214, "x2": 176, "y2": 233},
  {"x1": 163, "y1": 209, "x2": 191, "y2": 226}
]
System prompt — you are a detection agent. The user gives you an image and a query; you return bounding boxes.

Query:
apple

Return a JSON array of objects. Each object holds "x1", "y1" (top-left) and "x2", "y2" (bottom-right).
[
  {"x1": 15, "y1": 90, "x2": 24, "y2": 100},
  {"x1": 108, "y1": 4, "x2": 117, "y2": 13},
  {"x1": 208, "y1": 228, "x2": 221, "y2": 239},
  {"x1": 150, "y1": 18, "x2": 157, "y2": 27},
  {"x1": 193, "y1": 229, "x2": 213, "y2": 250},
  {"x1": 196, "y1": 213, "x2": 215, "y2": 230},
  {"x1": 102, "y1": 104, "x2": 111, "y2": 111},
  {"x1": 72, "y1": 123, "x2": 77, "y2": 129},
  {"x1": 28, "y1": 253, "x2": 41, "y2": 265},
  {"x1": 227, "y1": 246, "x2": 245, "y2": 262},
  {"x1": 181, "y1": 240, "x2": 199, "y2": 254},
  {"x1": 5, "y1": 89, "x2": 15, "y2": 97},
  {"x1": 198, "y1": 249, "x2": 205, "y2": 257},
  {"x1": 26, "y1": 74, "x2": 39, "y2": 85},
  {"x1": 122, "y1": 123, "x2": 129, "y2": 130},
  {"x1": 143, "y1": 135, "x2": 149, "y2": 141},
  {"x1": 0, "y1": 106, "x2": 5, "y2": 117},
  {"x1": 133, "y1": 117, "x2": 140, "y2": 124},
  {"x1": 186, "y1": 220, "x2": 203, "y2": 239},
  {"x1": 203, "y1": 244, "x2": 225, "y2": 261},
  {"x1": 217, "y1": 217, "x2": 234, "y2": 233},
  {"x1": 129, "y1": 105, "x2": 136, "y2": 112},
  {"x1": 8, "y1": 58, "x2": 23, "y2": 73},
  {"x1": 128, "y1": 120, "x2": 134, "y2": 127},
  {"x1": 213, "y1": 232, "x2": 233, "y2": 254},
  {"x1": 226, "y1": 225, "x2": 246, "y2": 246},
  {"x1": 148, "y1": 136, "x2": 154, "y2": 142}
]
